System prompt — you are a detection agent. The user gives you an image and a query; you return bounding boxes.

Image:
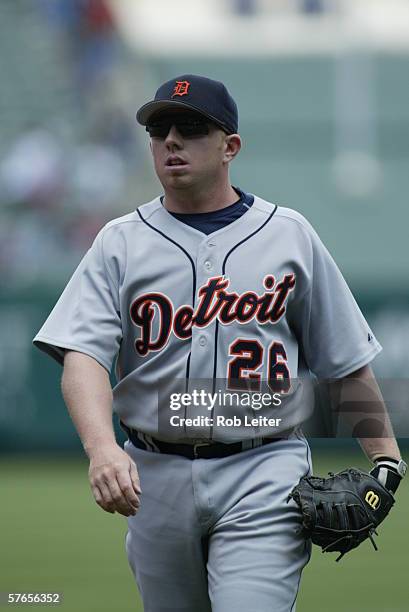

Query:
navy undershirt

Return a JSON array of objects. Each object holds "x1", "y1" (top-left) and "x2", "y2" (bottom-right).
[{"x1": 163, "y1": 187, "x2": 254, "y2": 235}]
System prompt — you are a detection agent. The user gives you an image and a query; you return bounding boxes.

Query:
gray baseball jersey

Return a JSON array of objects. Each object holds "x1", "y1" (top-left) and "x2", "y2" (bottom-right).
[{"x1": 33, "y1": 195, "x2": 381, "y2": 441}]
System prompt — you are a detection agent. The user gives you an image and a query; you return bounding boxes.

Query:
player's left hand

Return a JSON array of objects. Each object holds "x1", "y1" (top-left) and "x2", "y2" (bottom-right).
[
  {"x1": 88, "y1": 442, "x2": 142, "y2": 517},
  {"x1": 288, "y1": 467, "x2": 396, "y2": 561}
]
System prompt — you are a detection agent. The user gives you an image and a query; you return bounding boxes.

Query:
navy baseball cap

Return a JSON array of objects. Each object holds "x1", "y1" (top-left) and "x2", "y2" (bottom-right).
[{"x1": 136, "y1": 74, "x2": 239, "y2": 135}]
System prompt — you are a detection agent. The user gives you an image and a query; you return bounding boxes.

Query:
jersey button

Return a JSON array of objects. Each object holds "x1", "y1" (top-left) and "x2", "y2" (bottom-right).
[
  {"x1": 199, "y1": 336, "x2": 207, "y2": 347},
  {"x1": 204, "y1": 260, "x2": 212, "y2": 271}
]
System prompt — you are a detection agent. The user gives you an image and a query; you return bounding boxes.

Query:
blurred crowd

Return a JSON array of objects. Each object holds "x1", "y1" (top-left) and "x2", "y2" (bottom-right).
[
  {"x1": 0, "y1": 0, "x2": 146, "y2": 288},
  {"x1": 42, "y1": 0, "x2": 119, "y2": 98},
  {"x1": 0, "y1": 118, "x2": 137, "y2": 285},
  {"x1": 232, "y1": 0, "x2": 328, "y2": 16}
]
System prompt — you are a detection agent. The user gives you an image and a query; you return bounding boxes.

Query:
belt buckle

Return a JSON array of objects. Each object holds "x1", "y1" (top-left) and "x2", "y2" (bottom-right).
[{"x1": 193, "y1": 440, "x2": 211, "y2": 459}]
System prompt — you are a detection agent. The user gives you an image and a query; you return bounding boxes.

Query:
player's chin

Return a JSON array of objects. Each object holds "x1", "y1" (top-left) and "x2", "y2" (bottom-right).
[
  {"x1": 161, "y1": 170, "x2": 194, "y2": 188},
  {"x1": 162, "y1": 169, "x2": 192, "y2": 186}
]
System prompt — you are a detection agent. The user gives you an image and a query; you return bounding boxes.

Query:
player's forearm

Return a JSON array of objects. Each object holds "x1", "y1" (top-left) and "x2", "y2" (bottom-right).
[
  {"x1": 61, "y1": 350, "x2": 117, "y2": 456},
  {"x1": 358, "y1": 436, "x2": 401, "y2": 463},
  {"x1": 339, "y1": 365, "x2": 401, "y2": 463}
]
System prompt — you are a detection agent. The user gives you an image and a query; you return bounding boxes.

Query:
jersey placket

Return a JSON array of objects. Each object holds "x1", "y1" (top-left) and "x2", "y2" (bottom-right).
[{"x1": 185, "y1": 236, "x2": 221, "y2": 441}]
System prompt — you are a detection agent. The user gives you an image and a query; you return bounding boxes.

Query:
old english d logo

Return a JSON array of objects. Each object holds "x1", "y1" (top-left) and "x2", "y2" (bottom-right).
[
  {"x1": 172, "y1": 80, "x2": 190, "y2": 97},
  {"x1": 365, "y1": 490, "x2": 380, "y2": 510}
]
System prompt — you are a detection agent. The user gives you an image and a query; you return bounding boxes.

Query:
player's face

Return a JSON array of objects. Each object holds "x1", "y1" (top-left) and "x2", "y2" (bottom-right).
[{"x1": 148, "y1": 110, "x2": 240, "y2": 192}]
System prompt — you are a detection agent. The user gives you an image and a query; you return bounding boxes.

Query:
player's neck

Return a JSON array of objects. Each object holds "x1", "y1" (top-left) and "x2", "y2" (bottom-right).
[{"x1": 163, "y1": 182, "x2": 238, "y2": 214}]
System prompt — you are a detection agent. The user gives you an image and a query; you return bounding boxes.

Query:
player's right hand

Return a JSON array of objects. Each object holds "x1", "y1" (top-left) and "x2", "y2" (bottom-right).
[{"x1": 87, "y1": 443, "x2": 142, "y2": 517}]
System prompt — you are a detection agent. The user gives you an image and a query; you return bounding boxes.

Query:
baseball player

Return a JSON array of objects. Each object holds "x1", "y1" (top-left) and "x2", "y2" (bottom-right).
[{"x1": 33, "y1": 75, "x2": 406, "y2": 611}]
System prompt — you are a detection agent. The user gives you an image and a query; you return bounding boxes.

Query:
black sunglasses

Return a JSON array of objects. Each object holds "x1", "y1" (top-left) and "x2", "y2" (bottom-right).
[{"x1": 146, "y1": 114, "x2": 211, "y2": 139}]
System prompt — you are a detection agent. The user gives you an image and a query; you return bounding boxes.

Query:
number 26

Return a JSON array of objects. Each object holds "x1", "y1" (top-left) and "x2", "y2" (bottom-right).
[{"x1": 227, "y1": 339, "x2": 290, "y2": 393}]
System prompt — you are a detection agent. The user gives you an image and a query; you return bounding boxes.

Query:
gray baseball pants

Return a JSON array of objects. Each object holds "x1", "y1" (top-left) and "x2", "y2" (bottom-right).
[{"x1": 124, "y1": 433, "x2": 312, "y2": 612}]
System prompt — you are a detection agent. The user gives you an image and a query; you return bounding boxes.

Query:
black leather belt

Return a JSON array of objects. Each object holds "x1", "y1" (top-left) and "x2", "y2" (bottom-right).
[{"x1": 120, "y1": 422, "x2": 284, "y2": 460}]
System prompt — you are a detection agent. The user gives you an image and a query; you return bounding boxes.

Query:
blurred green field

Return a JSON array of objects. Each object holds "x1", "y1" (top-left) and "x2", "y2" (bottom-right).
[{"x1": 1, "y1": 451, "x2": 408, "y2": 612}]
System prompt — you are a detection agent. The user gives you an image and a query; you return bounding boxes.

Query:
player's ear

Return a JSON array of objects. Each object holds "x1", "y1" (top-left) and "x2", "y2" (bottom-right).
[{"x1": 223, "y1": 134, "x2": 241, "y2": 163}]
